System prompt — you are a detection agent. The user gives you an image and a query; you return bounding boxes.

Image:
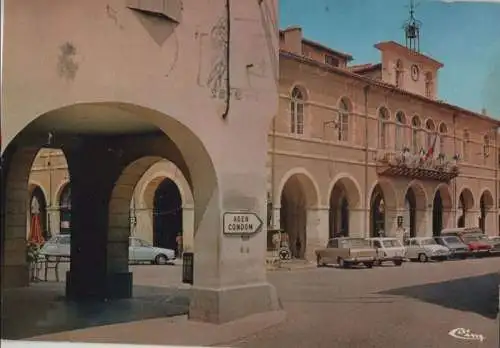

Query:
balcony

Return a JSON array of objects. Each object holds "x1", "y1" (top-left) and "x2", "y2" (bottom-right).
[{"x1": 376, "y1": 149, "x2": 460, "y2": 182}]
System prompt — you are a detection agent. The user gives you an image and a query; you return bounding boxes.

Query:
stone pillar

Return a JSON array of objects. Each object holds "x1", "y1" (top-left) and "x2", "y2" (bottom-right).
[
  {"x1": 348, "y1": 208, "x2": 365, "y2": 238},
  {"x1": 271, "y1": 206, "x2": 281, "y2": 230},
  {"x1": 385, "y1": 208, "x2": 402, "y2": 237},
  {"x1": 182, "y1": 205, "x2": 195, "y2": 252},
  {"x1": 484, "y1": 209, "x2": 497, "y2": 236},
  {"x1": 466, "y1": 209, "x2": 480, "y2": 228},
  {"x1": 422, "y1": 209, "x2": 433, "y2": 237},
  {"x1": 65, "y1": 138, "x2": 132, "y2": 301},
  {"x1": 188, "y1": 173, "x2": 280, "y2": 324},
  {"x1": 305, "y1": 207, "x2": 329, "y2": 261}
]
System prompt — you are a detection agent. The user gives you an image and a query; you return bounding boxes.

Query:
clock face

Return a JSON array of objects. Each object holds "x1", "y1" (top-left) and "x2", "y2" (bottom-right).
[{"x1": 411, "y1": 64, "x2": 420, "y2": 81}]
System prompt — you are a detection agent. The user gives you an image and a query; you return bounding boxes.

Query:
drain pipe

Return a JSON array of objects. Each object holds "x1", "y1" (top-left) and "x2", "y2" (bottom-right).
[
  {"x1": 221, "y1": 0, "x2": 231, "y2": 120},
  {"x1": 363, "y1": 85, "x2": 370, "y2": 236}
]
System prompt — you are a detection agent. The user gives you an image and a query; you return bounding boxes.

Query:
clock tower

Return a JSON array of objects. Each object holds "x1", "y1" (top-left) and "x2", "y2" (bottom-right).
[{"x1": 374, "y1": 0, "x2": 443, "y2": 99}]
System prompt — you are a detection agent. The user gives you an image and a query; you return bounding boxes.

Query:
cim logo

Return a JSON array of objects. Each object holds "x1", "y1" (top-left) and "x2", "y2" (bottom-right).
[{"x1": 448, "y1": 328, "x2": 485, "y2": 342}]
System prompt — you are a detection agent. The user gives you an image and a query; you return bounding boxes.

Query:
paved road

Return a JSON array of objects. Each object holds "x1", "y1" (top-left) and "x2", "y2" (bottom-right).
[
  {"x1": 4, "y1": 257, "x2": 500, "y2": 347},
  {"x1": 223, "y1": 257, "x2": 500, "y2": 348}
]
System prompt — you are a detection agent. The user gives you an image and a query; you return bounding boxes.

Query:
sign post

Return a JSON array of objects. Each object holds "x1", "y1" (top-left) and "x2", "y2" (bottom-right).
[{"x1": 223, "y1": 212, "x2": 263, "y2": 235}]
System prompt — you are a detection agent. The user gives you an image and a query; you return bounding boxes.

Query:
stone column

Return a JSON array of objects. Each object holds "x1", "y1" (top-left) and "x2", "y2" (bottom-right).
[
  {"x1": 271, "y1": 206, "x2": 281, "y2": 230},
  {"x1": 65, "y1": 138, "x2": 132, "y2": 301},
  {"x1": 348, "y1": 208, "x2": 365, "y2": 238},
  {"x1": 305, "y1": 207, "x2": 329, "y2": 261},
  {"x1": 466, "y1": 209, "x2": 480, "y2": 228},
  {"x1": 385, "y1": 208, "x2": 402, "y2": 237},
  {"x1": 182, "y1": 204, "x2": 195, "y2": 252},
  {"x1": 422, "y1": 209, "x2": 433, "y2": 237}
]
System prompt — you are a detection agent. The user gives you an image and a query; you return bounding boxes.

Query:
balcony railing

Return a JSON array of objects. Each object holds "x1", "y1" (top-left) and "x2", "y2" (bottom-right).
[{"x1": 376, "y1": 148, "x2": 460, "y2": 182}]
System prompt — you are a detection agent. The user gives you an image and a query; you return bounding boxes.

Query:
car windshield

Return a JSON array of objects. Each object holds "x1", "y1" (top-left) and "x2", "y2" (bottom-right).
[
  {"x1": 420, "y1": 238, "x2": 437, "y2": 245},
  {"x1": 341, "y1": 239, "x2": 370, "y2": 248},
  {"x1": 382, "y1": 239, "x2": 402, "y2": 247},
  {"x1": 443, "y1": 236, "x2": 461, "y2": 244},
  {"x1": 463, "y1": 235, "x2": 479, "y2": 243}
]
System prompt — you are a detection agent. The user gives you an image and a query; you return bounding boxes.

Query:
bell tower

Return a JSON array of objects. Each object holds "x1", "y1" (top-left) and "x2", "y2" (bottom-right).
[{"x1": 403, "y1": 0, "x2": 422, "y2": 52}]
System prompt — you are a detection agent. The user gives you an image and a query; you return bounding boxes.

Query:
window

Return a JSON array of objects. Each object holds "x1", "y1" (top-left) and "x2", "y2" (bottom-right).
[
  {"x1": 411, "y1": 115, "x2": 421, "y2": 153},
  {"x1": 290, "y1": 87, "x2": 305, "y2": 135},
  {"x1": 325, "y1": 54, "x2": 340, "y2": 67},
  {"x1": 438, "y1": 123, "x2": 447, "y2": 154},
  {"x1": 462, "y1": 130, "x2": 469, "y2": 161},
  {"x1": 395, "y1": 60, "x2": 403, "y2": 87},
  {"x1": 395, "y1": 111, "x2": 406, "y2": 151},
  {"x1": 378, "y1": 107, "x2": 390, "y2": 149},
  {"x1": 484, "y1": 135, "x2": 490, "y2": 158},
  {"x1": 338, "y1": 98, "x2": 350, "y2": 142},
  {"x1": 425, "y1": 119, "x2": 435, "y2": 149},
  {"x1": 425, "y1": 72, "x2": 433, "y2": 98}
]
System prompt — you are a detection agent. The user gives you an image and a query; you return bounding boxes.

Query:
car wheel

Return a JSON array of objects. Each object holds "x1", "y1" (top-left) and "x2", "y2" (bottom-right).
[
  {"x1": 418, "y1": 253, "x2": 428, "y2": 263},
  {"x1": 364, "y1": 262, "x2": 373, "y2": 269},
  {"x1": 393, "y1": 260, "x2": 403, "y2": 266},
  {"x1": 155, "y1": 254, "x2": 168, "y2": 265}
]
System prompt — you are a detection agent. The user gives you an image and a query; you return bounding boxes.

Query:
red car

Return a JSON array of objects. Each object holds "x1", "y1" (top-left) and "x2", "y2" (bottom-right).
[{"x1": 462, "y1": 235, "x2": 492, "y2": 257}]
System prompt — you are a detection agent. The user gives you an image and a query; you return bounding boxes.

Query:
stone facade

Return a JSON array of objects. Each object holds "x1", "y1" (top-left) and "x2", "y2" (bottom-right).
[{"x1": 23, "y1": 25, "x2": 500, "y2": 266}]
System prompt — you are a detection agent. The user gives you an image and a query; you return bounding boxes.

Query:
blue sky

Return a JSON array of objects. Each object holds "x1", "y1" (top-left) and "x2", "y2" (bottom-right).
[{"x1": 279, "y1": 0, "x2": 500, "y2": 117}]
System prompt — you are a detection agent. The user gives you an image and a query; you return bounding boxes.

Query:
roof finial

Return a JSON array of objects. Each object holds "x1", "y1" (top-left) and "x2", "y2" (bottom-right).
[{"x1": 403, "y1": 0, "x2": 422, "y2": 53}]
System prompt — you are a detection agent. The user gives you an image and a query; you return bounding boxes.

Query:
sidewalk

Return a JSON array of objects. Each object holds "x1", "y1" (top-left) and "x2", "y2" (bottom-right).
[{"x1": 28, "y1": 311, "x2": 286, "y2": 347}]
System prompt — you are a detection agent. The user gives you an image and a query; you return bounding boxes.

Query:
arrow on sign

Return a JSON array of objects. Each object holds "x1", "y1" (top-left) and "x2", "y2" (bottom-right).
[{"x1": 223, "y1": 212, "x2": 263, "y2": 235}]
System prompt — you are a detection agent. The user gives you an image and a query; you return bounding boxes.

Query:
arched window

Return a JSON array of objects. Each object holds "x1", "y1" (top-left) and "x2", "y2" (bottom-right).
[
  {"x1": 378, "y1": 107, "x2": 390, "y2": 149},
  {"x1": 462, "y1": 130, "x2": 470, "y2": 161},
  {"x1": 425, "y1": 72, "x2": 433, "y2": 98},
  {"x1": 59, "y1": 184, "x2": 71, "y2": 234},
  {"x1": 338, "y1": 98, "x2": 350, "y2": 142},
  {"x1": 395, "y1": 60, "x2": 403, "y2": 88},
  {"x1": 484, "y1": 135, "x2": 490, "y2": 158},
  {"x1": 411, "y1": 115, "x2": 421, "y2": 153},
  {"x1": 438, "y1": 123, "x2": 447, "y2": 154},
  {"x1": 290, "y1": 87, "x2": 305, "y2": 135},
  {"x1": 395, "y1": 111, "x2": 406, "y2": 151},
  {"x1": 425, "y1": 119, "x2": 435, "y2": 149}
]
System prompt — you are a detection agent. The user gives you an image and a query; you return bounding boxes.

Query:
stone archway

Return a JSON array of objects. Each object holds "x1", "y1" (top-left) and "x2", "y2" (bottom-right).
[
  {"x1": 278, "y1": 170, "x2": 319, "y2": 259},
  {"x1": 479, "y1": 190, "x2": 494, "y2": 234},
  {"x1": 130, "y1": 160, "x2": 194, "y2": 253},
  {"x1": 369, "y1": 180, "x2": 397, "y2": 237},
  {"x1": 458, "y1": 188, "x2": 474, "y2": 228},
  {"x1": 432, "y1": 184, "x2": 452, "y2": 236},
  {"x1": 328, "y1": 176, "x2": 362, "y2": 238},
  {"x1": 403, "y1": 181, "x2": 427, "y2": 237},
  {"x1": 152, "y1": 178, "x2": 183, "y2": 253}
]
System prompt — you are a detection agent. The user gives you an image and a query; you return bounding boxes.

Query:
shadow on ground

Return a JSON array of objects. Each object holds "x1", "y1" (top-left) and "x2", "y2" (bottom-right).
[
  {"x1": 1, "y1": 282, "x2": 190, "y2": 340},
  {"x1": 379, "y1": 272, "x2": 499, "y2": 319}
]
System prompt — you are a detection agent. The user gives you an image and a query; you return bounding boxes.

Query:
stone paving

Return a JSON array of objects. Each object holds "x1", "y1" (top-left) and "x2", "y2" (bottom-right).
[{"x1": 2, "y1": 257, "x2": 500, "y2": 347}]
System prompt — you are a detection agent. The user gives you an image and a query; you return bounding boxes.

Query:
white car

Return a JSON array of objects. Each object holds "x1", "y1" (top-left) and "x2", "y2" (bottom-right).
[
  {"x1": 39, "y1": 235, "x2": 176, "y2": 265},
  {"x1": 367, "y1": 237, "x2": 405, "y2": 266},
  {"x1": 404, "y1": 237, "x2": 450, "y2": 262}
]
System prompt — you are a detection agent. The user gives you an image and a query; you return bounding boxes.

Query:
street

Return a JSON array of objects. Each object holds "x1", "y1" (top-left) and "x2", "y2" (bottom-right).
[
  {"x1": 225, "y1": 257, "x2": 500, "y2": 348},
  {"x1": 5, "y1": 257, "x2": 500, "y2": 347}
]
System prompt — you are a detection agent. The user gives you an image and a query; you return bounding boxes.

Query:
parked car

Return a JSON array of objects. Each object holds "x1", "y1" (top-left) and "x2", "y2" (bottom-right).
[
  {"x1": 367, "y1": 237, "x2": 405, "y2": 266},
  {"x1": 315, "y1": 237, "x2": 377, "y2": 269},
  {"x1": 404, "y1": 237, "x2": 450, "y2": 262},
  {"x1": 484, "y1": 235, "x2": 500, "y2": 256},
  {"x1": 441, "y1": 227, "x2": 492, "y2": 257},
  {"x1": 434, "y1": 235, "x2": 469, "y2": 259},
  {"x1": 39, "y1": 235, "x2": 176, "y2": 265}
]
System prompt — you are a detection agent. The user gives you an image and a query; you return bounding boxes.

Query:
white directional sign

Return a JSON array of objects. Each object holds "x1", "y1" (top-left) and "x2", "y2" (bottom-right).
[{"x1": 223, "y1": 212, "x2": 263, "y2": 235}]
